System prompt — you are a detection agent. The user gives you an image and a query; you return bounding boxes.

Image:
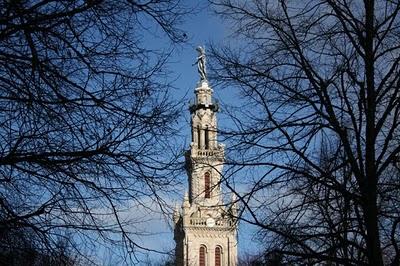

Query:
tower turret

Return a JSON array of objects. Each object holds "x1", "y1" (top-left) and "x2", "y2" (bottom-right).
[{"x1": 185, "y1": 80, "x2": 224, "y2": 207}]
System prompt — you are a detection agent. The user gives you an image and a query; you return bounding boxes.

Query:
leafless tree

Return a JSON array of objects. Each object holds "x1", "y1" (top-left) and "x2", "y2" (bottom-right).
[
  {"x1": 0, "y1": 226, "x2": 85, "y2": 266},
  {"x1": 0, "y1": 0, "x2": 187, "y2": 263},
  {"x1": 209, "y1": 0, "x2": 400, "y2": 265},
  {"x1": 238, "y1": 252, "x2": 267, "y2": 266}
]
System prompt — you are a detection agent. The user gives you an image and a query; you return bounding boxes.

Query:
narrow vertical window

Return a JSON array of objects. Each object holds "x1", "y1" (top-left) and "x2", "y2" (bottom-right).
[
  {"x1": 191, "y1": 125, "x2": 194, "y2": 142},
  {"x1": 197, "y1": 126, "x2": 201, "y2": 148},
  {"x1": 205, "y1": 126, "x2": 209, "y2": 149},
  {"x1": 215, "y1": 246, "x2": 221, "y2": 266},
  {"x1": 199, "y1": 246, "x2": 206, "y2": 266},
  {"x1": 205, "y1": 172, "x2": 211, "y2": 198}
]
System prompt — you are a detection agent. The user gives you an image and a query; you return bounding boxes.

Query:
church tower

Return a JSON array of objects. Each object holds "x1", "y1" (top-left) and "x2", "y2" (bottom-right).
[{"x1": 174, "y1": 47, "x2": 238, "y2": 266}]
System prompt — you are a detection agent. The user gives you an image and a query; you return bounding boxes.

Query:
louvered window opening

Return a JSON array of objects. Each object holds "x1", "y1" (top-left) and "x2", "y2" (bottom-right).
[
  {"x1": 204, "y1": 172, "x2": 211, "y2": 198},
  {"x1": 199, "y1": 246, "x2": 206, "y2": 266},
  {"x1": 215, "y1": 246, "x2": 221, "y2": 266}
]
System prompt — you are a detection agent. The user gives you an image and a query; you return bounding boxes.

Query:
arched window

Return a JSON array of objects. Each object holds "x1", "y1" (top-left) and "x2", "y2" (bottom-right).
[
  {"x1": 199, "y1": 245, "x2": 206, "y2": 266},
  {"x1": 215, "y1": 246, "x2": 222, "y2": 266},
  {"x1": 204, "y1": 172, "x2": 211, "y2": 198}
]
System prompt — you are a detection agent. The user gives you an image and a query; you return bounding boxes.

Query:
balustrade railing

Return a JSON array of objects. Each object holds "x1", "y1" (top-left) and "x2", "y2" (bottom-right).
[
  {"x1": 188, "y1": 217, "x2": 234, "y2": 228},
  {"x1": 193, "y1": 149, "x2": 224, "y2": 158}
]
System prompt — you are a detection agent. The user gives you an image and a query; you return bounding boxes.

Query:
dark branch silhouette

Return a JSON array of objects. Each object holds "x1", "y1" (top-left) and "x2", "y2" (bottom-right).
[
  {"x1": 0, "y1": 0, "x2": 188, "y2": 263},
  {"x1": 210, "y1": 0, "x2": 400, "y2": 265}
]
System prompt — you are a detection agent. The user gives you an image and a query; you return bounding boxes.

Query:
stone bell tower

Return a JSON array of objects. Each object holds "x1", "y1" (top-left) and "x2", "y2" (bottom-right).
[{"x1": 173, "y1": 47, "x2": 238, "y2": 266}]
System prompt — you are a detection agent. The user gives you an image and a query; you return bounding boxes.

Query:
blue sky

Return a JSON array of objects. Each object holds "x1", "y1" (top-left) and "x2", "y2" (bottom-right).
[{"x1": 169, "y1": 2, "x2": 227, "y2": 95}]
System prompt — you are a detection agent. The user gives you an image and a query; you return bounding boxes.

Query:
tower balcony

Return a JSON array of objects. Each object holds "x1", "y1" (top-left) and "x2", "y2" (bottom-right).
[
  {"x1": 195, "y1": 148, "x2": 224, "y2": 158},
  {"x1": 188, "y1": 146, "x2": 225, "y2": 160},
  {"x1": 189, "y1": 100, "x2": 219, "y2": 114},
  {"x1": 188, "y1": 217, "x2": 236, "y2": 228},
  {"x1": 185, "y1": 147, "x2": 224, "y2": 173}
]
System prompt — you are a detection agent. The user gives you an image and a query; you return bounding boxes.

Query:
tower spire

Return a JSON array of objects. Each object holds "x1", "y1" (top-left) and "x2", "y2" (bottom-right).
[
  {"x1": 186, "y1": 79, "x2": 224, "y2": 204},
  {"x1": 174, "y1": 47, "x2": 238, "y2": 266}
]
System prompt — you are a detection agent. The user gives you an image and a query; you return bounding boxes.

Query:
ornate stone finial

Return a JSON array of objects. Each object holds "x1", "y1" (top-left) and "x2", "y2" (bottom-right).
[
  {"x1": 173, "y1": 204, "x2": 180, "y2": 224},
  {"x1": 194, "y1": 46, "x2": 207, "y2": 81},
  {"x1": 230, "y1": 193, "x2": 239, "y2": 217},
  {"x1": 183, "y1": 191, "x2": 190, "y2": 208}
]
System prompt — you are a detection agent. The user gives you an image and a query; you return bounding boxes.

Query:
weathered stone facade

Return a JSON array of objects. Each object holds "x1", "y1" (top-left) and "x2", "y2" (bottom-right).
[{"x1": 174, "y1": 81, "x2": 238, "y2": 266}]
